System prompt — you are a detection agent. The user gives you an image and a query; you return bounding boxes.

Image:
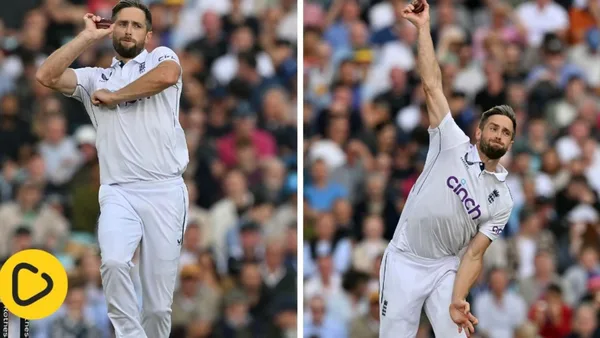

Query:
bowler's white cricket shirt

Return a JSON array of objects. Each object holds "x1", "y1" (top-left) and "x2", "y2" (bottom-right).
[
  {"x1": 66, "y1": 47, "x2": 188, "y2": 185},
  {"x1": 391, "y1": 113, "x2": 514, "y2": 259}
]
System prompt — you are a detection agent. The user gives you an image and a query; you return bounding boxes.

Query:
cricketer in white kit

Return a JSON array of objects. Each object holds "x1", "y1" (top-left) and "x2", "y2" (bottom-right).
[
  {"x1": 379, "y1": 2, "x2": 516, "y2": 337},
  {"x1": 36, "y1": 1, "x2": 188, "y2": 337}
]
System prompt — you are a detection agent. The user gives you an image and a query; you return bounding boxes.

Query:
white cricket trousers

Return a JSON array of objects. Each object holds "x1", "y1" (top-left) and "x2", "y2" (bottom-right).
[
  {"x1": 379, "y1": 246, "x2": 466, "y2": 338},
  {"x1": 97, "y1": 176, "x2": 188, "y2": 338}
]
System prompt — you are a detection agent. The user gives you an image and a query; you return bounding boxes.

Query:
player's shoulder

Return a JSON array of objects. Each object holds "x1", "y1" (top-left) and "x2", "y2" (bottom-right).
[
  {"x1": 443, "y1": 136, "x2": 473, "y2": 159},
  {"x1": 482, "y1": 169, "x2": 514, "y2": 211},
  {"x1": 71, "y1": 66, "x2": 114, "y2": 88},
  {"x1": 149, "y1": 46, "x2": 180, "y2": 62},
  {"x1": 430, "y1": 112, "x2": 470, "y2": 141},
  {"x1": 497, "y1": 180, "x2": 514, "y2": 210},
  {"x1": 428, "y1": 112, "x2": 453, "y2": 132},
  {"x1": 150, "y1": 46, "x2": 176, "y2": 55}
]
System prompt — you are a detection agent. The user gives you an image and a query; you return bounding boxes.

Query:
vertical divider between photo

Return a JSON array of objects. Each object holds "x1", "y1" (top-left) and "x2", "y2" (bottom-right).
[{"x1": 296, "y1": 0, "x2": 305, "y2": 335}]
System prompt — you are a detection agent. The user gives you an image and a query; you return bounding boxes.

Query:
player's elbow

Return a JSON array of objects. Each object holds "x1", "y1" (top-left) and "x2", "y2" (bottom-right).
[
  {"x1": 422, "y1": 82, "x2": 442, "y2": 94},
  {"x1": 465, "y1": 246, "x2": 484, "y2": 262},
  {"x1": 159, "y1": 63, "x2": 180, "y2": 87},
  {"x1": 35, "y1": 70, "x2": 55, "y2": 88},
  {"x1": 162, "y1": 71, "x2": 179, "y2": 86},
  {"x1": 465, "y1": 236, "x2": 491, "y2": 261}
]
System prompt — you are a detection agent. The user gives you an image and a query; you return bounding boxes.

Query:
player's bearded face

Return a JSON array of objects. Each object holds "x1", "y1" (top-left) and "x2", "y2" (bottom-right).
[
  {"x1": 113, "y1": 34, "x2": 145, "y2": 59},
  {"x1": 479, "y1": 133, "x2": 509, "y2": 160}
]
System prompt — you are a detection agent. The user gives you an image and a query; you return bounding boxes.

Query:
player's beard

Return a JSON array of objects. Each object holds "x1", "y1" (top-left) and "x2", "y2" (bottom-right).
[
  {"x1": 113, "y1": 36, "x2": 145, "y2": 59},
  {"x1": 479, "y1": 137, "x2": 508, "y2": 160}
]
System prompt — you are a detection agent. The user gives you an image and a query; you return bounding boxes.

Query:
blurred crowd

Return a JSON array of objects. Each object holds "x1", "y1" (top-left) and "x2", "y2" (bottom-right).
[
  {"x1": 0, "y1": 0, "x2": 298, "y2": 337},
  {"x1": 303, "y1": 0, "x2": 600, "y2": 337}
]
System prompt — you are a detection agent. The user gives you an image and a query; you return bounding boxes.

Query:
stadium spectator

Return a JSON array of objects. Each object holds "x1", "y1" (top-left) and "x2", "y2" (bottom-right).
[
  {"x1": 564, "y1": 246, "x2": 600, "y2": 306},
  {"x1": 349, "y1": 291, "x2": 380, "y2": 338},
  {"x1": 48, "y1": 276, "x2": 102, "y2": 338},
  {"x1": 304, "y1": 294, "x2": 347, "y2": 338},
  {"x1": 528, "y1": 284, "x2": 573, "y2": 338},
  {"x1": 473, "y1": 267, "x2": 528, "y2": 338},
  {"x1": 0, "y1": 180, "x2": 69, "y2": 258},
  {"x1": 567, "y1": 303, "x2": 600, "y2": 338},
  {"x1": 303, "y1": 211, "x2": 352, "y2": 277}
]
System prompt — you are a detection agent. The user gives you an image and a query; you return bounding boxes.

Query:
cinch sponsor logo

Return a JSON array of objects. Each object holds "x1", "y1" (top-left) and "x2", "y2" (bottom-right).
[{"x1": 446, "y1": 176, "x2": 481, "y2": 220}]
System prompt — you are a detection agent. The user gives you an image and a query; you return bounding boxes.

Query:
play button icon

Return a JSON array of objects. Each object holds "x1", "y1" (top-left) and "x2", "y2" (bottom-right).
[
  {"x1": 12, "y1": 263, "x2": 54, "y2": 306},
  {"x1": 0, "y1": 249, "x2": 68, "y2": 320}
]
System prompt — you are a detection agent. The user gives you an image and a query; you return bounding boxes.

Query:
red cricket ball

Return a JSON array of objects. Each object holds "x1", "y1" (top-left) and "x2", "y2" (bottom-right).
[
  {"x1": 96, "y1": 18, "x2": 112, "y2": 29},
  {"x1": 411, "y1": 0, "x2": 425, "y2": 13}
]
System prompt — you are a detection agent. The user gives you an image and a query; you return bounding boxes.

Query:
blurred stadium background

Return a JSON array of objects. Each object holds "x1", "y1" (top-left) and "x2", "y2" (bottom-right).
[
  {"x1": 0, "y1": 0, "x2": 298, "y2": 337},
  {"x1": 303, "y1": 0, "x2": 600, "y2": 337}
]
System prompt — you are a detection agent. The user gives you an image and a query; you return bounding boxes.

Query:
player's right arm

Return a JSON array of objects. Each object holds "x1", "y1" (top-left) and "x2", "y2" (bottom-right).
[
  {"x1": 449, "y1": 205, "x2": 512, "y2": 336},
  {"x1": 401, "y1": 0, "x2": 450, "y2": 128},
  {"x1": 36, "y1": 14, "x2": 113, "y2": 95}
]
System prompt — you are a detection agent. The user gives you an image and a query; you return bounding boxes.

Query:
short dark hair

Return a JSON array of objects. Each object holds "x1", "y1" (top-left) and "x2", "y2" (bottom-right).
[
  {"x1": 478, "y1": 105, "x2": 517, "y2": 140},
  {"x1": 67, "y1": 274, "x2": 87, "y2": 291},
  {"x1": 486, "y1": 266, "x2": 507, "y2": 281},
  {"x1": 342, "y1": 270, "x2": 370, "y2": 292},
  {"x1": 112, "y1": 0, "x2": 153, "y2": 31},
  {"x1": 547, "y1": 283, "x2": 563, "y2": 296}
]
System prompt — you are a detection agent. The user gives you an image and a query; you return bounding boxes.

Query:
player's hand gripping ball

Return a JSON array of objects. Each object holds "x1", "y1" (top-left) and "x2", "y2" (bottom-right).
[
  {"x1": 96, "y1": 18, "x2": 113, "y2": 29},
  {"x1": 411, "y1": 0, "x2": 425, "y2": 13},
  {"x1": 82, "y1": 14, "x2": 113, "y2": 40}
]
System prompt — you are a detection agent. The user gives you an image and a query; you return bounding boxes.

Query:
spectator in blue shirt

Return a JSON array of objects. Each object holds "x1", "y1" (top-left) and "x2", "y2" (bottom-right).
[
  {"x1": 305, "y1": 158, "x2": 348, "y2": 212},
  {"x1": 304, "y1": 295, "x2": 347, "y2": 338}
]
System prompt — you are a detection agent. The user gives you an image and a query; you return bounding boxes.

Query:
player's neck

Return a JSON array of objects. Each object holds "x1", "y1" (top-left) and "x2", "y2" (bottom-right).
[
  {"x1": 116, "y1": 56, "x2": 133, "y2": 64},
  {"x1": 476, "y1": 146, "x2": 500, "y2": 172}
]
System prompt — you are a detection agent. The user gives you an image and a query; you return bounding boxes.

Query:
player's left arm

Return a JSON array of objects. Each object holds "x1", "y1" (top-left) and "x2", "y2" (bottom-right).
[
  {"x1": 452, "y1": 206, "x2": 512, "y2": 303},
  {"x1": 109, "y1": 47, "x2": 181, "y2": 105}
]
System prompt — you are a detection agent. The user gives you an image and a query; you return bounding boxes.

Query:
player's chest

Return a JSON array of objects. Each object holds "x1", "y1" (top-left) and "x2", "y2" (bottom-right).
[
  {"x1": 94, "y1": 64, "x2": 154, "y2": 111},
  {"x1": 95, "y1": 63, "x2": 149, "y2": 92},
  {"x1": 429, "y1": 156, "x2": 504, "y2": 224}
]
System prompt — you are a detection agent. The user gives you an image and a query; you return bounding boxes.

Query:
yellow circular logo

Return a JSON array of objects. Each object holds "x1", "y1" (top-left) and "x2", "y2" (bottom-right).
[{"x1": 0, "y1": 249, "x2": 68, "y2": 320}]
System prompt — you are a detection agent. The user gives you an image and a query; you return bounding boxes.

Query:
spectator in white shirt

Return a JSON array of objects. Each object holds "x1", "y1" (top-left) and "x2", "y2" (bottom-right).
[
  {"x1": 474, "y1": 267, "x2": 528, "y2": 338},
  {"x1": 568, "y1": 28, "x2": 600, "y2": 88},
  {"x1": 211, "y1": 25, "x2": 273, "y2": 85},
  {"x1": 516, "y1": 0, "x2": 569, "y2": 47},
  {"x1": 304, "y1": 254, "x2": 342, "y2": 303},
  {"x1": 303, "y1": 212, "x2": 352, "y2": 277},
  {"x1": 556, "y1": 118, "x2": 592, "y2": 165},
  {"x1": 563, "y1": 246, "x2": 600, "y2": 306},
  {"x1": 38, "y1": 113, "x2": 82, "y2": 187},
  {"x1": 352, "y1": 215, "x2": 388, "y2": 274}
]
